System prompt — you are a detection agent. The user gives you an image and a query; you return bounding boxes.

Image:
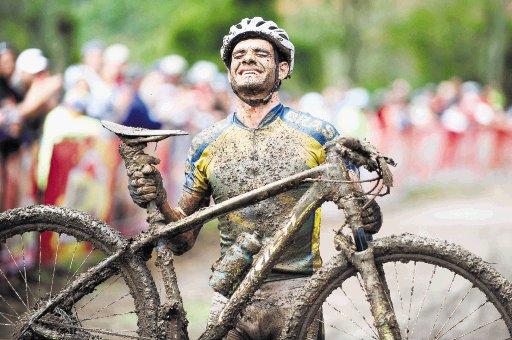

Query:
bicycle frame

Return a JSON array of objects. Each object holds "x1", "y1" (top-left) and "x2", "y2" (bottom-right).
[{"x1": 18, "y1": 127, "x2": 401, "y2": 339}]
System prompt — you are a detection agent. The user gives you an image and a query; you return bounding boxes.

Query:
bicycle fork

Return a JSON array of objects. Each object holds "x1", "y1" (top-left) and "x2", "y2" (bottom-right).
[
  {"x1": 335, "y1": 229, "x2": 401, "y2": 339},
  {"x1": 328, "y1": 154, "x2": 402, "y2": 340}
]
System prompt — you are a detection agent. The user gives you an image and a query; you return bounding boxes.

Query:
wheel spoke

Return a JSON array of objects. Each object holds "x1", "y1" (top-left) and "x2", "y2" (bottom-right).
[
  {"x1": 436, "y1": 300, "x2": 489, "y2": 339},
  {"x1": 0, "y1": 219, "x2": 148, "y2": 338},
  {"x1": 81, "y1": 310, "x2": 136, "y2": 322},
  {"x1": 0, "y1": 266, "x2": 28, "y2": 309},
  {"x1": 434, "y1": 285, "x2": 473, "y2": 339},
  {"x1": 83, "y1": 292, "x2": 131, "y2": 320},
  {"x1": 410, "y1": 265, "x2": 437, "y2": 337},
  {"x1": 19, "y1": 234, "x2": 30, "y2": 308},
  {"x1": 429, "y1": 272, "x2": 456, "y2": 338},
  {"x1": 451, "y1": 317, "x2": 501, "y2": 339},
  {"x1": 393, "y1": 262, "x2": 404, "y2": 313},
  {"x1": 77, "y1": 275, "x2": 121, "y2": 311},
  {"x1": 64, "y1": 240, "x2": 80, "y2": 286},
  {"x1": 38, "y1": 319, "x2": 152, "y2": 339},
  {"x1": 49, "y1": 232, "x2": 61, "y2": 299},
  {"x1": 0, "y1": 311, "x2": 14, "y2": 324},
  {"x1": 340, "y1": 287, "x2": 379, "y2": 338},
  {"x1": 3, "y1": 242, "x2": 34, "y2": 305},
  {"x1": 405, "y1": 261, "x2": 417, "y2": 339},
  {"x1": 67, "y1": 246, "x2": 95, "y2": 283},
  {"x1": 0, "y1": 291, "x2": 20, "y2": 316},
  {"x1": 327, "y1": 300, "x2": 376, "y2": 339},
  {"x1": 299, "y1": 248, "x2": 511, "y2": 340},
  {"x1": 38, "y1": 232, "x2": 42, "y2": 298},
  {"x1": 315, "y1": 317, "x2": 360, "y2": 339}
]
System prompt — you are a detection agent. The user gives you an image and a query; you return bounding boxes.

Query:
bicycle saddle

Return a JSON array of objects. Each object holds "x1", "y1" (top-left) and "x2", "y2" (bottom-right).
[{"x1": 102, "y1": 120, "x2": 188, "y2": 138}]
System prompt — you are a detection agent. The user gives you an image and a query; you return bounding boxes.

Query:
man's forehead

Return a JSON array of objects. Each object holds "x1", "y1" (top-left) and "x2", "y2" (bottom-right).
[{"x1": 232, "y1": 38, "x2": 273, "y2": 52}]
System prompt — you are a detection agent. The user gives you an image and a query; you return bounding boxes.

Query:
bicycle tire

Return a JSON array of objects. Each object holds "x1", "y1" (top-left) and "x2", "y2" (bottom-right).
[
  {"x1": 283, "y1": 233, "x2": 512, "y2": 339},
  {"x1": 0, "y1": 205, "x2": 160, "y2": 339}
]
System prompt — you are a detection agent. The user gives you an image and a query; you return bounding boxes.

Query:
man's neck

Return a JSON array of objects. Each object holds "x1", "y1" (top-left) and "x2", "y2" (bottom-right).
[{"x1": 234, "y1": 93, "x2": 280, "y2": 129}]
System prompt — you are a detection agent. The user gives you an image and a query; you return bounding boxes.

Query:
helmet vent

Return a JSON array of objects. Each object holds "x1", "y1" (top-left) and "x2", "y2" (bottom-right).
[
  {"x1": 279, "y1": 33, "x2": 288, "y2": 40},
  {"x1": 236, "y1": 24, "x2": 242, "y2": 29},
  {"x1": 269, "y1": 26, "x2": 277, "y2": 30},
  {"x1": 256, "y1": 21, "x2": 265, "y2": 27}
]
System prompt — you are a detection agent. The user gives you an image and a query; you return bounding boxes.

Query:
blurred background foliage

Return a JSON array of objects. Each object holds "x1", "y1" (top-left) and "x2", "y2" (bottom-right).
[{"x1": 1, "y1": 0, "x2": 512, "y2": 100}]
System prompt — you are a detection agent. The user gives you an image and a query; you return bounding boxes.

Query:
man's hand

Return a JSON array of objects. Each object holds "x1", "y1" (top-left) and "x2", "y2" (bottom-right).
[
  {"x1": 120, "y1": 143, "x2": 166, "y2": 208},
  {"x1": 361, "y1": 199, "x2": 382, "y2": 234},
  {"x1": 128, "y1": 163, "x2": 167, "y2": 208}
]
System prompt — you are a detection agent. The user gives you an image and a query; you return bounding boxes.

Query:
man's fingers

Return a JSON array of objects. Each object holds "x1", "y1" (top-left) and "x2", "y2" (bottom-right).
[
  {"x1": 136, "y1": 178, "x2": 155, "y2": 186},
  {"x1": 142, "y1": 193, "x2": 157, "y2": 201},
  {"x1": 135, "y1": 154, "x2": 160, "y2": 165},
  {"x1": 137, "y1": 186, "x2": 157, "y2": 194},
  {"x1": 132, "y1": 170, "x2": 144, "y2": 179},
  {"x1": 141, "y1": 164, "x2": 155, "y2": 174}
]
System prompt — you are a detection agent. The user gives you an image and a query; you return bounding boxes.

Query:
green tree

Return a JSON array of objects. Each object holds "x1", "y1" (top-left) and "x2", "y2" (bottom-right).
[{"x1": 74, "y1": 0, "x2": 276, "y2": 68}]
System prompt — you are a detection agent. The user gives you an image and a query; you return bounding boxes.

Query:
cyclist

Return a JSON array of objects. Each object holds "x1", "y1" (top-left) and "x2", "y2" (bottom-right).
[{"x1": 127, "y1": 17, "x2": 382, "y2": 339}]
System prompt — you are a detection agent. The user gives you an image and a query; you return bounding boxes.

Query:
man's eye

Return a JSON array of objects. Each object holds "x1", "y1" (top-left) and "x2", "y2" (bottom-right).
[{"x1": 257, "y1": 53, "x2": 269, "y2": 57}]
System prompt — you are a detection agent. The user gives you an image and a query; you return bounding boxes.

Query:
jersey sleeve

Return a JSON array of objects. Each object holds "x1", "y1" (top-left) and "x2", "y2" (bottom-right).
[
  {"x1": 183, "y1": 134, "x2": 212, "y2": 196},
  {"x1": 318, "y1": 120, "x2": 359, "y2": 174}
]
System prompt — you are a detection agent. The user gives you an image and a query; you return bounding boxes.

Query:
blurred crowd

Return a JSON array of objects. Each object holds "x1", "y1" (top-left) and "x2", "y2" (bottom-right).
[{"x1": 1, "y1": 40, "x2": 512, "y2": 234}]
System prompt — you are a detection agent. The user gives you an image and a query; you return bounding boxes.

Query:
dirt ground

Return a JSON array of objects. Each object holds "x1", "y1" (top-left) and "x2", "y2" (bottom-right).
[{"x1": 170, "y1": 173, "x2": 512, "y2": 338}]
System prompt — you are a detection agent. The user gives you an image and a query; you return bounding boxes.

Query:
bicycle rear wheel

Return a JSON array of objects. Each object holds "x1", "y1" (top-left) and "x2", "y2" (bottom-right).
[
  {"x1": 0, "y1": 205, "x2": 160, "y2": 339},
  {"x1": 284, "y1": 233, "x2": 512, "y2": 339}
]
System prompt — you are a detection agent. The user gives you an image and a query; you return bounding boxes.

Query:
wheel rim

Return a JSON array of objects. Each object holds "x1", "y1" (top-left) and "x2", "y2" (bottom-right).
[
  {"x1": 299, "y1": 253, "x2": 511, "y2": 339},
  {"x1": 0, "y1": 226, "x2": 147, "y2": 339}
]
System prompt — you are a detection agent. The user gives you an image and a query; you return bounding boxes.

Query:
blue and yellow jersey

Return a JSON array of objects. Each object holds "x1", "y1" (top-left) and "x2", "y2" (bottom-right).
[{"x1": 184, "y1": 103, "x2": 341, "y2": 280}]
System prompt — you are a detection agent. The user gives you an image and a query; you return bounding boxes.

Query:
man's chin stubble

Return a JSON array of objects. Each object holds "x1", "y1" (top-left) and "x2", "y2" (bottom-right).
[{"x1": 232, "y1": 80, "x2": 268, "y2": 96}]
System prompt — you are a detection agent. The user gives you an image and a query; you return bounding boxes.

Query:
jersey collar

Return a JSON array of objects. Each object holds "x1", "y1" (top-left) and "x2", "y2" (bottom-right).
[{"x1": 232, "y1": 103, "x2": 285, "y2": 129}]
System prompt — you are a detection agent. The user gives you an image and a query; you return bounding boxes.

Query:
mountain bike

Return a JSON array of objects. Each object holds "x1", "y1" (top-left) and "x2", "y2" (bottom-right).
[{"x1": 0, "y1": 121, "x2": 511, "y2": 339}]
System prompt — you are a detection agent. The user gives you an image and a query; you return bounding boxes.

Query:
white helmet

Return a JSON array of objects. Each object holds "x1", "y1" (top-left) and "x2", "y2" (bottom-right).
[{"x1": 220, "y1": 17, "x2": 295, "y2": 77}]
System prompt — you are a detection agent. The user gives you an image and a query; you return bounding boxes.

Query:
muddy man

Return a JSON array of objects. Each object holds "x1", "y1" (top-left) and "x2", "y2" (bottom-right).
[{"x1": 125, "y1": 17, "x2": 382, "y2": 340}]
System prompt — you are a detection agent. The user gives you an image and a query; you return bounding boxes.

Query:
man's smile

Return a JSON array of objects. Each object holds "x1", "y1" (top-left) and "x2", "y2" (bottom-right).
[{"x1": 237, "y1": 67, "x2": 263, "y2": 76}]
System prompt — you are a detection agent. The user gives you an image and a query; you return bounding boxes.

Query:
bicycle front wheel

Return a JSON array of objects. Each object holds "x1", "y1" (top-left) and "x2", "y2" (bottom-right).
[
  {"x1": 284, "y1": 233, "x2": 512, "y2": 339},
  {"x1": 0, "y1": 205, "x2": 160, "y2": 339}
]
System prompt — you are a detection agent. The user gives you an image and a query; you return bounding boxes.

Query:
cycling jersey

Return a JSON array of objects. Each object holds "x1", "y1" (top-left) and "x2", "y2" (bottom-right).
[{"x1": 184, "y1": 103, "x2": 340, "y2": 280}]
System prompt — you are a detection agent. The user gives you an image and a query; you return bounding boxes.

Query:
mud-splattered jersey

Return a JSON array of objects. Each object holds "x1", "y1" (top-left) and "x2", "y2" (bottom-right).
[{"x1": 184, "y1": 103, "x2": 339, "y2": 281}]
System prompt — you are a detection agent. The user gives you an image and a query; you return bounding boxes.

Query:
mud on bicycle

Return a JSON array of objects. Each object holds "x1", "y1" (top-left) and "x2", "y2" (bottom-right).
[{"x1": 0, "y1": 121, "x2": 511, "y2": 339}]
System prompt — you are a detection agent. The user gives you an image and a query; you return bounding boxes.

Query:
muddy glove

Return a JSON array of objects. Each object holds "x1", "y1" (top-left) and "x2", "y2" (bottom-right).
[
  {"x1": 120, "y1": 143, "x2": 167, "y2": 208},
  {"x1": 361, "y1": 199, "x2": 382, "y2": 235}
]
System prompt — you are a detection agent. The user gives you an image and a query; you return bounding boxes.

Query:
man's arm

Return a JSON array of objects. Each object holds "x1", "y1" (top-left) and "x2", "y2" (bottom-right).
[
  {"x1": 122, "y1": 142, "x2": 211, "y2": 255},
  {"x1": 159, "y1": 190, "x2": 210, "y2": 255}
]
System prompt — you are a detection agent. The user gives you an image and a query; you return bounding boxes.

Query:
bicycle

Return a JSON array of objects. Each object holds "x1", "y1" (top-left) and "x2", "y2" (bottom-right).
[{"x1": 0, "y1": 120, "x2": 511, "y2": 339}]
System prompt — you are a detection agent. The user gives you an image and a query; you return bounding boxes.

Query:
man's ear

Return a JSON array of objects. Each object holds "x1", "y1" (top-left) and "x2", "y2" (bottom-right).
[{"x1": 278, "y1": 62, "x2": 290, "y2": 80}]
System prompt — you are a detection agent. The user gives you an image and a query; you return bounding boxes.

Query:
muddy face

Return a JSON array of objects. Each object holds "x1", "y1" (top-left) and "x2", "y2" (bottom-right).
[{"x1": 229, "y1": 38, "x2": 278, "y2": 100}]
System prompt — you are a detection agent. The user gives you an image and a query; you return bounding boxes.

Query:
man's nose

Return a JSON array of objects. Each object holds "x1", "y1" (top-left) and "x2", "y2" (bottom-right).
[{"x1": 242, "y1": 51, "x2": 257, "y2": 63}]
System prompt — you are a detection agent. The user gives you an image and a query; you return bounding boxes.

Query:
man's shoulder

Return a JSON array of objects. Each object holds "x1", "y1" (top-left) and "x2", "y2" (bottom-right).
[
  {"x1": 190, "y1": 116, "x2": 233, "y2": 152},
  {"x1": 279, "y1": 106, "x2": 338, "y2": 145}
]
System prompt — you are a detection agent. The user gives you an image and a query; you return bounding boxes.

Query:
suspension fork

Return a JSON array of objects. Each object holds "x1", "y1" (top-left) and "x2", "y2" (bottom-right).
[
  {"x1": 334, "y1": 224, "x2": 400, "y2": 340},
  {"x1": 326, "y1": 146, "x2": 400, "y2": 339},
  {"x1": 348, "y1": 244, "x2": 401, "y2": 339}
]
